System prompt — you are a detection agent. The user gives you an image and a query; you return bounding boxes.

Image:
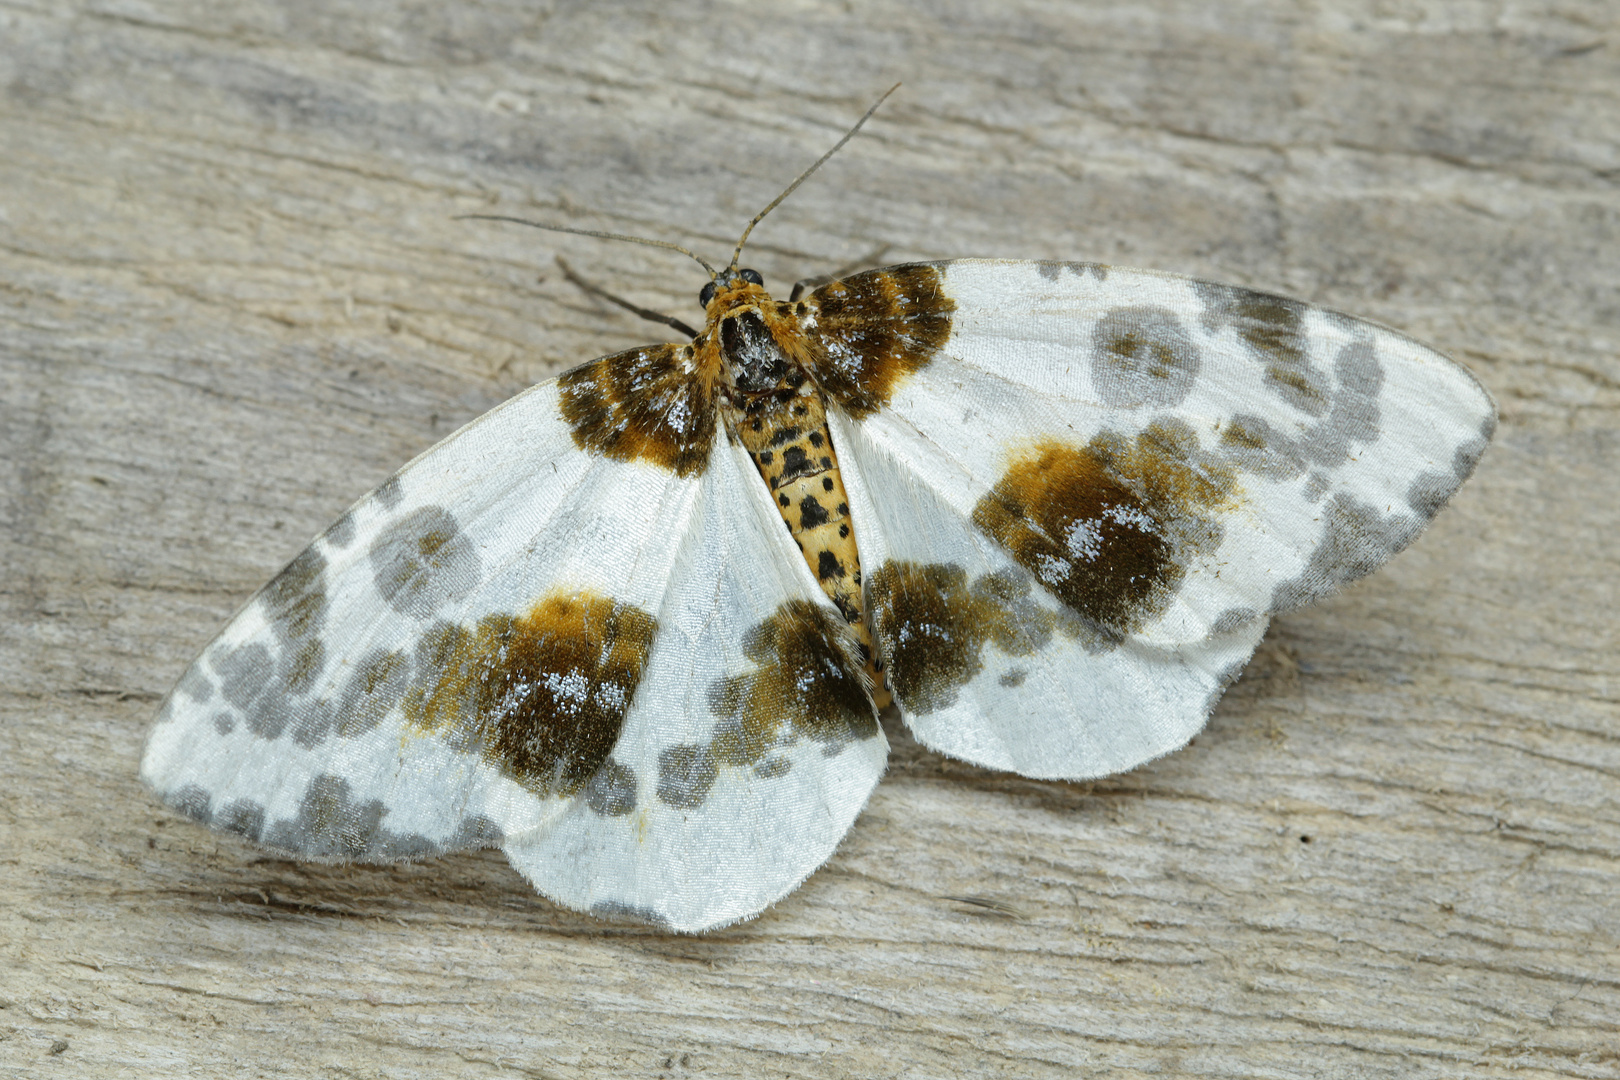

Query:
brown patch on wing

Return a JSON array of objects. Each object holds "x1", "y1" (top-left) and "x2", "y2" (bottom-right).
[
  {"x1": 405, "y1": 591, "x2": 657, "y2": 797},
  {"x1": 803, "y1": 264, "x2": 954, "y2": 419},
  {"x1": 707, "y1": 599, "x2": 877, "y2": 767},
  {"x1": 868, "y1": 561, "x2": 1094, "y2": 715},
  {"x1": 972, "y1": 422, "x2": 1237, "y2": 639},
  {"x1": 559, "y1": 343, "x2": 719, "y2": 477}
]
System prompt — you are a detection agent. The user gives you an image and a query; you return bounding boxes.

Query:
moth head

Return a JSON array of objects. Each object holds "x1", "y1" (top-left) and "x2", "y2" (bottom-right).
[{"x1": 699, "y1": 267, "x2": 766, "y2": 310}]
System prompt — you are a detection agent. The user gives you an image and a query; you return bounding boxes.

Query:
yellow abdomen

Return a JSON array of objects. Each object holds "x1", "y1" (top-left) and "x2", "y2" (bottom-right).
[{"x1": 732, "y1": 390, "x2": 891, "y2": 709}]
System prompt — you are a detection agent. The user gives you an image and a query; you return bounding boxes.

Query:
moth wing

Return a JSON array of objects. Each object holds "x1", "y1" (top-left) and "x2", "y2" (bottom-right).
[
  {"x1": 143, "y1": 346, "x2": 886, "y2": 932},
  {"x1": 806, "y1": 259, "x2": 1494, "y2": 777},
  {"x1": 830, "y1": 403, "x2": 1268, "y2": 778},
  {"x1": 498, "y1": 430, "x2": 888, "y2": 931}
]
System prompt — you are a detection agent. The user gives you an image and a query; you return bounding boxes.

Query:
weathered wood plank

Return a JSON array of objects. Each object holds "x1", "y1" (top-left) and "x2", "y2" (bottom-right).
[{"x1": 2, "y1": 2, "x2": 1617, "y2": 1076}]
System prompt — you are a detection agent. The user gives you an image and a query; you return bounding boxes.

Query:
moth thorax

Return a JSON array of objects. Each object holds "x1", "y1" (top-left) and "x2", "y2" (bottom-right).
[{"x1": 720, "y1": 309, "x2": 791, "y2": 393}]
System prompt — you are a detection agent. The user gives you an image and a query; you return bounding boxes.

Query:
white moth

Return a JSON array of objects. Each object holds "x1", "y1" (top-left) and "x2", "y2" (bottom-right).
[{"x1": 142, "y1": 100, "x2": 1495, "y2": 932}]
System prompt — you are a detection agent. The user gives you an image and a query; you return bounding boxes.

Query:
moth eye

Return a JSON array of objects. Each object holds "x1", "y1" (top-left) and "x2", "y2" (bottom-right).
[
  {"x1": 699, "y1": 280, "x2": 717, "y2": 307},
  {"x1": 740, "y1": 268, "x2": 764, "y2": 286}
]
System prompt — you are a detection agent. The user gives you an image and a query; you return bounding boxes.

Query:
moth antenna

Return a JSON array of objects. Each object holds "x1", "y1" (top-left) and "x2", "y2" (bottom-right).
[
  {"x1": 457, "y1": 215, "x2": 718, "y2": 278},
  {"x1": 728, "y1": 83, "x2": 900, "y2": 272}
]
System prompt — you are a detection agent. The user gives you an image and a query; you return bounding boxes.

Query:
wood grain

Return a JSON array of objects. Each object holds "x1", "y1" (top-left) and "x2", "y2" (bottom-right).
[{"x1": 3, "y1": 2, "x2": 1617, "y2": 1076}]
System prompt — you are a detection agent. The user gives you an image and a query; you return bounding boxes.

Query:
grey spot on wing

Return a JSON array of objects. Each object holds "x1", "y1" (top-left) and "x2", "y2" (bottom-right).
[
  {"x1": 1219, "y1": 415, "x2": 1306, "y2": 481},
  {"x1": 1406, "y1": 470, "x2": 1458, "y2": 519},
  {"x1": 408, "y1": 620, "x2": 479, "y2": 753},
  {"x1": 1091, "y1": 306, "x2": 1201, "y2": 409},
  {"x1": 1211, "y1": 607, "x2": 1259, "y2": 635},
  {"x1": 369, "y1": 506, "x2": 482, "y2": 619},
  {"x1": 215, "y1": 799, "x2": 267, "y2": 841},
  {"x1": 1330, "y1": 340, "x2": 1383, "y2": 445},
  {"x1": 1035, "y1": 261, "x2": 1107, "y2": 284},
  {"x1": 656, "y1": 744, "x2": 717, "y2": 809},
  {"x1": 1271, "y1": 493, "x2": 1423, "y2": 613},
  {"x1": 325, "y1": 511, "x2": 357, "y2": 549},
  {"x1": 585, "y1": 759, "x2": 637, "y2": 817},
  {"x1": 212, "y1": 712, "x2": 236, "y2": 736},
  {"x1": 590, "y1": 900, "x2": 673, "y2": 930},
  {"x1": 1455, "y1": 426, "x2": 1493, "y2": 480},
  {"x1": 374, "y1": 474, "x2": 403, "y2": 509},
  {"x1": 165, "y1": 776, "x2": 500, "y2": 860},
  {"x1": 297, "y1": 648, "x2": 411, "y2": 748},
  {"x1": 1195, "y1": 283, "x2": 1324, "y2": 414},
  {"x1": 1218, "y1": 337, "x2": 1385, "y2": 485},
  {"x1": 243, "y1": 688, "x2": 293, "y2": 740},
  {"x1": 283, "y1": 696, "x2": 336, "y2": 749},
  {"x1": 214, "y1": 643, "x2": 273, "y2": 710},
  {"x1": 169, "y1": 784, "x2": 214, "y2": 823},
  {"x1": 998, "y1": 669, "x2": 1028, "y2": 688},
  {"x1": 449, "y1": 814, "x2": 504, "y2": 849},
  {"x1": 178, "y1": 667, "x2": 214, "y2": 703},
  {"x1": 262, "y1": 547, "x2": 328, "y2": 694},
  {"x1": 258, "y1": 773, "x2": 478, "y2": 861},
  {"x1": 754, "y1": 756, "x2": 791, "y2": 779},
  {"x1": 259, "y1": 773, "x2": 389, "y2": 858}
]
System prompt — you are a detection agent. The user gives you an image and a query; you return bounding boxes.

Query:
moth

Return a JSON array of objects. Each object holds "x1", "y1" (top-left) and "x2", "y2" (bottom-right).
[{"x1": 142, "y1": 94, "x2": 1496, "y2": 932}]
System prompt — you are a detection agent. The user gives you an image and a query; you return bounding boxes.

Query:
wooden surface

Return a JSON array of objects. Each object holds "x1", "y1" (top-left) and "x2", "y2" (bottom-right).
[{"x1": 3, "y1": 2, "x2": 1617, "y2": 1076}]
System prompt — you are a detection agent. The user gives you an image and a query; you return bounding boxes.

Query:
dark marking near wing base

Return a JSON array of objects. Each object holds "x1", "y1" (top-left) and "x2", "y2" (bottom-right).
[
  {"x1": 869, "y1": 561, "x2": 1093, "y2": 715},
  {"x1": 806, "y1": 264, "x2": 955, "y2": 419},
  {"x1": 406, "y1": 591, "x2": 658, "y2": 798},
  {"x1": 972, "y1": 422, "x2": 1235, "y2": 639},
  {"x1": 704, "y1": 600, "x2": 877, "y2": 777},
  {"x1": 560, "y1": 344, "x2": 716, "y2": 477}
]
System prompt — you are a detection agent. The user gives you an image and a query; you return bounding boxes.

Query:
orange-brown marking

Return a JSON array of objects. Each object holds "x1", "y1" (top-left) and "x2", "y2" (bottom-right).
[
  {"x1": 405, "y1": 591, "x2": 657, "y2": 797},
  {"x1": 802, "y1": 264, "x2": 955, "y2": 419},
  {"x1": 867, "y1": 561, "x2": 1091, "y2": 714},
  {"x1": 707, "y1": 599, "x2": 878, "y2": 765},
  {"x1": 559, "y1": 343, "x2": 719, "y2": 477},
  {"x1": 972, "y1": 422, "x2": 1237, "y2": 639}
]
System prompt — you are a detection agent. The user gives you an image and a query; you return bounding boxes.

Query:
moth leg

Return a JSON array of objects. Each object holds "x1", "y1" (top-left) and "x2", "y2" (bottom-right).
[{"x1": 556, "y1": 256, "x2": 699, "y2": 339}]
